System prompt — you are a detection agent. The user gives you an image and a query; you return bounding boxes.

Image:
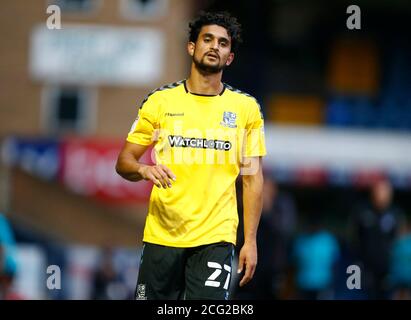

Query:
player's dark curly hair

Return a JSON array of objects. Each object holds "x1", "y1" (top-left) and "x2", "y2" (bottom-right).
[{"x1": 188, "y1": 11, "x2": 243, "y2": 53}]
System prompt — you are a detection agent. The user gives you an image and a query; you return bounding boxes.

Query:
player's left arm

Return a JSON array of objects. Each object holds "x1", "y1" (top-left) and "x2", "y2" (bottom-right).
[{"x1": 238, "y1": 156, "x2": 263, "y2": 287}]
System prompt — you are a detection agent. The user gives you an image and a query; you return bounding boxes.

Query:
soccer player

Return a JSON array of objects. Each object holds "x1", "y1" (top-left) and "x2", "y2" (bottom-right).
[{"x1": 116, "y1": 11, "x2": 266, "y2": 300}]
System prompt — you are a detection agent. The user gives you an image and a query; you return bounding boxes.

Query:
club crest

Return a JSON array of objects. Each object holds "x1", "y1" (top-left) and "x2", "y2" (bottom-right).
[{"x1": 221, "y1": 111, "x2": 237, "y2": 128}]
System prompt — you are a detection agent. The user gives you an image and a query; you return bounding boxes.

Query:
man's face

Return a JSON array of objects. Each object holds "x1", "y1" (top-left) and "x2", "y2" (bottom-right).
[
  {"x1": 188, "y1": 24, "x2": 234, "y2": 74},
  {"x1": 371, "y1": 180, "x2": 392, "y2": 212}
]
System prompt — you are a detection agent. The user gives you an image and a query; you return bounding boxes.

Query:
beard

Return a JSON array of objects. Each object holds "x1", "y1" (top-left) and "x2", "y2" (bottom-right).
[{"x1": 193, "y1": 53, "x2": 226, "y2": 74}]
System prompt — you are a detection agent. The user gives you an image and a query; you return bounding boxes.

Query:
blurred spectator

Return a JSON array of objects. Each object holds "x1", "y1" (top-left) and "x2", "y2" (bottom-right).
[
  {"x1": 388, "y1": 217, "x2": 411, "y2": 300},
  {"x1": 91, "y1": 247, "x2": 129, "y2": 300},
  {"x1": 234, "y1": 176, "x2": 297, "y2": 299},
  {"x1": 292, "y1": 213, "x2": 340, "y2": 300},
  {"x1": 259, "y1": 176, "x2": 297, "y2": 299},
  {"x1": 351, "y1": 178, "x2": 404, "y2": 299},
  {"x1": 0, "y1": 213, "x2": 20, "y2": 300}
]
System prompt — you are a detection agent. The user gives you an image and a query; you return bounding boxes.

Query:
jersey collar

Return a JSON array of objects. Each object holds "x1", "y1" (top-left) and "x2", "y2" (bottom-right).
[{"x1": 183, "y1": 80, "x2": 226, "y2": 96}]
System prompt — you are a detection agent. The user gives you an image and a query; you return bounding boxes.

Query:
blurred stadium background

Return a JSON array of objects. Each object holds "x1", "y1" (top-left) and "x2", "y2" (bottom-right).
[{"x1": 0, "y1": 0, "x2": 410, "y2": 300}]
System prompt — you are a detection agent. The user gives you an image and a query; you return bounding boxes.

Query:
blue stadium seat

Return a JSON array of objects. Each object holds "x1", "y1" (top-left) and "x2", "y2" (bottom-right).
[
  {"x1": 351, "y1": 97, "x2": 375, "y2": 128},
  {"x1": 325, "y1": 96, "x2": 353, "y2": 127}
]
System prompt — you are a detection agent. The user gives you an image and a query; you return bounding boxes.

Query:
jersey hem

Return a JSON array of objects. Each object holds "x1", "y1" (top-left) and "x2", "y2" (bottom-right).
[{"x1": 142, "y1": 237, "x2": 236, "y2": 248}]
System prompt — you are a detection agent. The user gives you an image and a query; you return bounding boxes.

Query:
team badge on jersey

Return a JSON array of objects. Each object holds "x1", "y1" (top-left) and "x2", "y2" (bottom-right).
[{"x1": 221, "y1": 111, "x2": 237, "y2": 128}]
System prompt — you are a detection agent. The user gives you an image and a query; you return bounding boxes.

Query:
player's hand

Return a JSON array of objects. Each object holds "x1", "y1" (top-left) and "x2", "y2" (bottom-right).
[
  {"x1": 138, "y1": 164, "x2": 176, "y2": 188},
  {"x1": 237, "y1": 241, "x2": 257, "y2": 287}
]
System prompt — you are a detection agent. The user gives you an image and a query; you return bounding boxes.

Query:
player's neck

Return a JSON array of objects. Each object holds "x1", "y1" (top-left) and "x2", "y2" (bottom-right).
[{"x1": 186, "y1": 67, "x2": 223, "y2": 96}]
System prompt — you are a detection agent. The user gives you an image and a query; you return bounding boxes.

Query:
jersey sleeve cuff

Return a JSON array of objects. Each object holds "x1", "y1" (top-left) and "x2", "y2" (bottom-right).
[{"x1": 126, "y1": 136, "x2": 152, "y2": 146}]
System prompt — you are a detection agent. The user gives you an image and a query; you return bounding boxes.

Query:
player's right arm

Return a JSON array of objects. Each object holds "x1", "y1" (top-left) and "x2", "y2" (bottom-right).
[
  {"x1": 116, "y1": 92, "x2": 176, "y2": 189},
  {"x1": 115, "y1": 142, "x2": 175, "y2": 188}
]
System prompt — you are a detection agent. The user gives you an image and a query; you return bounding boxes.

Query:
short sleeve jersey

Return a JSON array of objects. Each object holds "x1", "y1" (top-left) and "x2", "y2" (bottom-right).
[{"x1": 127, "y1": 80, "x2": 266, "y2": 247}]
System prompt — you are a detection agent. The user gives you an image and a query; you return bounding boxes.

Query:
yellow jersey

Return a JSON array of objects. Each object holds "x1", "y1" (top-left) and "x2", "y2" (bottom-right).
[{"x1": 127, "y1": 80, "x2": 266, "y2": 247}]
